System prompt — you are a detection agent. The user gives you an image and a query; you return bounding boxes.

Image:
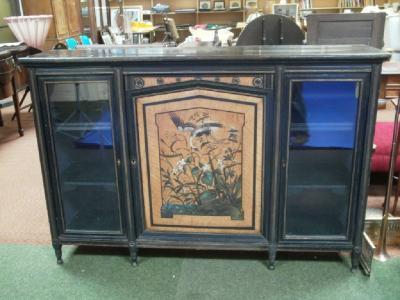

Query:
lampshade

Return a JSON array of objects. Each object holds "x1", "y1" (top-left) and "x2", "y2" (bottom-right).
[{"x1": 3, "y1": 15, "x2": 53, "y2": 50}]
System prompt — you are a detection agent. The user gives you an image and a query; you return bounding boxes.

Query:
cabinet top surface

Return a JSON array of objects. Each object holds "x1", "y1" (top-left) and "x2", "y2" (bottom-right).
[{"x1": 20, "y1": 45, "x2": 390, "y2": 66}]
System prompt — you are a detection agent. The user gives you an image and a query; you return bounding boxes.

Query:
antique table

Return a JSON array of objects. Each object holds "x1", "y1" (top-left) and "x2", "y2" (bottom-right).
[
  {"x1": 20, "y1": 45, "x2": 390, "y2": 271},
  {"x1": 380, "y1": 61, "x2": 400, "y2": 100}
]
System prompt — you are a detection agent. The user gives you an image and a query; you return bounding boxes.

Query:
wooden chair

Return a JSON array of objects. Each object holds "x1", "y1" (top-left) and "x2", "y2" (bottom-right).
[
  {"x1": 307, "y1": 13, "x2": 386, "y2": 49},
  {"x1": 0, "y1": 44, "x2": 41, "y2": 124},
  {"x1": 236, "y1": 14, "x2": 304, "y2": 46},
  {"x1": 0, "y1": 50, "x2": 23, "y2": 136}
]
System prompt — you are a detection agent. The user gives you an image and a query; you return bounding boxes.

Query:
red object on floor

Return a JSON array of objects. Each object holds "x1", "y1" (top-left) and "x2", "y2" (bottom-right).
[{"x1": 371, "y1": 122, "x2": 400, "y2": 172}]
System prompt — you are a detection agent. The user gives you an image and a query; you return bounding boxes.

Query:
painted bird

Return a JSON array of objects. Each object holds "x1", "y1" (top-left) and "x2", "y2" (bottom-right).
[{"x1": 169, "y1": 112, "x2": 223, "y2": 149}]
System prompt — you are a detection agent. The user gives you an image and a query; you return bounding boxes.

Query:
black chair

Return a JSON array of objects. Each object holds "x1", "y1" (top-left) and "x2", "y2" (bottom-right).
[
  {"x1": 53, "y1": 42, "x2": 68, "y2": 50},
  {"x1": 236, "y1": 14, "x2": 304, "y2": 46}
]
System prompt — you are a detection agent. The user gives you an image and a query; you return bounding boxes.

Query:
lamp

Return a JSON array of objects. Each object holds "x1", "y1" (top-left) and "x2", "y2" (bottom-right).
[{"x1": 4, "y1": 15, "x2": 53, "y2": 51}]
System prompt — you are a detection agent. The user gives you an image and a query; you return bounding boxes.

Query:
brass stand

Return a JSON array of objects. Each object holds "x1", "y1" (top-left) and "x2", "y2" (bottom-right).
[{"x1": 374, "y1": 97, "x2": 400, "y2": 262}]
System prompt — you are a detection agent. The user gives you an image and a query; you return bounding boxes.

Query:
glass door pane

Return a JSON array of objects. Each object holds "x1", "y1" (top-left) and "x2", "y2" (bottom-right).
[
  {"x1": 46, "y1": 80, "x2": 122, "y2": 233},
  {"x1": 285, "y1": 81, "x2": 359, "y2": 237}
]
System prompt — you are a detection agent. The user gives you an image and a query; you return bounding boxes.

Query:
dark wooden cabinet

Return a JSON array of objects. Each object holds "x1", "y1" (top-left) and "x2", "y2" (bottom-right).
[{"x1": 21, "y1": 45, "x2": 389, "y2": 271}]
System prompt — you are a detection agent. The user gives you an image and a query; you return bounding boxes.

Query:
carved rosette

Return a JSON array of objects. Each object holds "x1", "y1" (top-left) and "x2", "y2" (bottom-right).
[
  {"x1": 252, "y1": 76, "x2": 264, "y2": 89},
  {"x1": 133, "y1": 77, "x2": 145, "y2": 89}
]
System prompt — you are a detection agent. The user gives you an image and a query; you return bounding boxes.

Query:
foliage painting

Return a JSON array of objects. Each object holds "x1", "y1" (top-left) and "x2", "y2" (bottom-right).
[{"x1": 156, "y1": 109, "x2": 244, "y2": 220}]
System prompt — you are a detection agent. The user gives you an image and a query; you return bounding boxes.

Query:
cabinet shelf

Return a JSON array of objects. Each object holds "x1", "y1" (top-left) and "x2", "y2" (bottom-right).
[
  {"x1": 61, "y1": 160, "x2": 116, "y2": 186},
  {"x1": 136, "y1": 0, "x2": 248, "y2": 42},
  {"x1": 63, "y1": 181, "x2": 116, "y2": 187},
  {"x1": 291, "y1": 122, "x2": 354, "y2": 130},
  {"x1": 198, "y1": 10, "x2": 245, "y2": 14},
  {"x1": 55, "y1": 122, "x2": 111, "y2": 132},
  {"x1": 300, "y1": 7, "x2": 364, "y2": 11},
  {"x1": 149, "y1": 11, "x2": 197, "y2": 16}
]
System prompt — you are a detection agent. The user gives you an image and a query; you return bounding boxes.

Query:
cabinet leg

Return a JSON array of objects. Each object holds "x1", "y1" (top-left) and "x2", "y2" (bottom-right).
[
  {"x1": 268, "y1": 245, "x2": 277, "y2": 270},
  {"x1": 351, "y1": 247, "x2": 361, "y2": 272},
  {"x1": 129, "y1": 242, "x2": 138, "y2": 266},
  {"x1": 52, "y1": 240, "x2": 63, "y2": 265}
]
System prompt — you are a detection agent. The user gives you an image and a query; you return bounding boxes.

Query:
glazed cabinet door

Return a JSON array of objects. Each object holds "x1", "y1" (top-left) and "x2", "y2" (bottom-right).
[
  {"x1": 38, "y1": 75, "x2": 125, "y2": 236},
  {"x1": 279, "y1": 71, "x2": 370, "y2": 243}
]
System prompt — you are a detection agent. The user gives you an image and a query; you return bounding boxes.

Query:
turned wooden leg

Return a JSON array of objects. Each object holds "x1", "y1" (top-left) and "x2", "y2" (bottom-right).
[
  {"x1": 11, "y1": 77, "x2": 23, "y2": 137},
  {"x1": 52, "y1": 240, "x2": 63, "y2": 265},
  {"x1": 129, "y1": 242, "x2": 138, "y2": 266},
  {"x1": 11, "y1": 86, "x2": 30, "y2": 121},
  {"x1": 268, "y1": 245, "x2": 277, "y2": 270},
  {"x1": 351, "y1": 247, "x2": 361, "y2": 272}
]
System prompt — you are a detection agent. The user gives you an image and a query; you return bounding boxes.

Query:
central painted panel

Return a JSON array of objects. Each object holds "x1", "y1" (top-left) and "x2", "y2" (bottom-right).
[{"x1": 136, "y1": 88, "x2": 264, "y2": 234}]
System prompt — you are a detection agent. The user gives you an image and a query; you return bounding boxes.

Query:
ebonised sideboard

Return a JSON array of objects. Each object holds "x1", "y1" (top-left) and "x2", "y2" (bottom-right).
[{"x1": 21, "y1": 45, "x2": 390, "y2": 271}]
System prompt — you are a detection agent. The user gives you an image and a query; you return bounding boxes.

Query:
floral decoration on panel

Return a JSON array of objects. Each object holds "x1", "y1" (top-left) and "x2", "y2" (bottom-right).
[{"x1": 156, "y1": 109, "x2": 244, "y2": 220}]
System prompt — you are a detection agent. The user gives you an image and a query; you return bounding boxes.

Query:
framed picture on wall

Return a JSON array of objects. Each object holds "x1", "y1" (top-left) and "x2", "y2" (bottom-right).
[
  {"x1": 229, "y1": 0, "x2": 241, "y2": 10},
  {"x1": 110, "y1": 5, "x2": 143, "y2": 32},
  {"x1": 199, "y1": 0, "x2": 212, "y2": 11},
  {"x1": 273, "y1": 4, "x2": 299, "y2": 22},
  {"x1": 214, "y1": 1, "x2": 225, "y2": 10},
  {"x1": 245, "y1": 0, "x2": 258, "y2": 10}
]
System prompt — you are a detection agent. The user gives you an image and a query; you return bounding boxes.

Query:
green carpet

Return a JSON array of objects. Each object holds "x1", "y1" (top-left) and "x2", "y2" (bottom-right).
[{"x1": 1, "y1": 245, "x2": 400, "y2": 300}]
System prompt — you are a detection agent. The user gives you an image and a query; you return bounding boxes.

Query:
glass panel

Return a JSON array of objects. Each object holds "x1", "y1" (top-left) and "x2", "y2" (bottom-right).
[
  {"x1": 47, "y1": 81, "x2": 121, "y2": 232},
  {"x1": 286, "y1": 81, "x2": 359, "y2": 236}
]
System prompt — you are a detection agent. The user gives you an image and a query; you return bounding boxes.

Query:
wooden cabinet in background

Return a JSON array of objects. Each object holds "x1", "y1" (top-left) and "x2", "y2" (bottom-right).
[
  {"x1": 51, "y1": 0, "x2": 70, "y2": 39},
  {"x1": 22, "y1": 0, "x2": 82, "y2": 50},
  {"x1": 65, "y1": 0, "x2": 82, "y2": 36},
  {"x1": 379, "y1": 62, "x2": 400, "y2": 99}
]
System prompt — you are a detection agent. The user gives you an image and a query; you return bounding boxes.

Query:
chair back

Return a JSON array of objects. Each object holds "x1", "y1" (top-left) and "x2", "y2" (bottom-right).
[
  {"x1": 307, "y1": 13, "x2": 386, "y2": 49},
  {"x1": 164, "y1": 18, "x2": 180, "y2": 42},
  {"x1": 53, "y1": 43, "x2": 68, "y2": 50},
  {"x1": 236, "y1": 14, "x2": 304, "y2": 46}
]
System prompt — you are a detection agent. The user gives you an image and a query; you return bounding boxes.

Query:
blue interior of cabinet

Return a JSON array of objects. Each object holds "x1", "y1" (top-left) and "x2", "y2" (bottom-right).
[
  {"x1": 75, "y1": 109, "x2": 113, "y2": 148},
  {"x1": 286, "y1": 80, "x2": 359, "y2": 237},
  {"x1": 291, "y1": 81, "x2": 358, "y2": 149}
]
